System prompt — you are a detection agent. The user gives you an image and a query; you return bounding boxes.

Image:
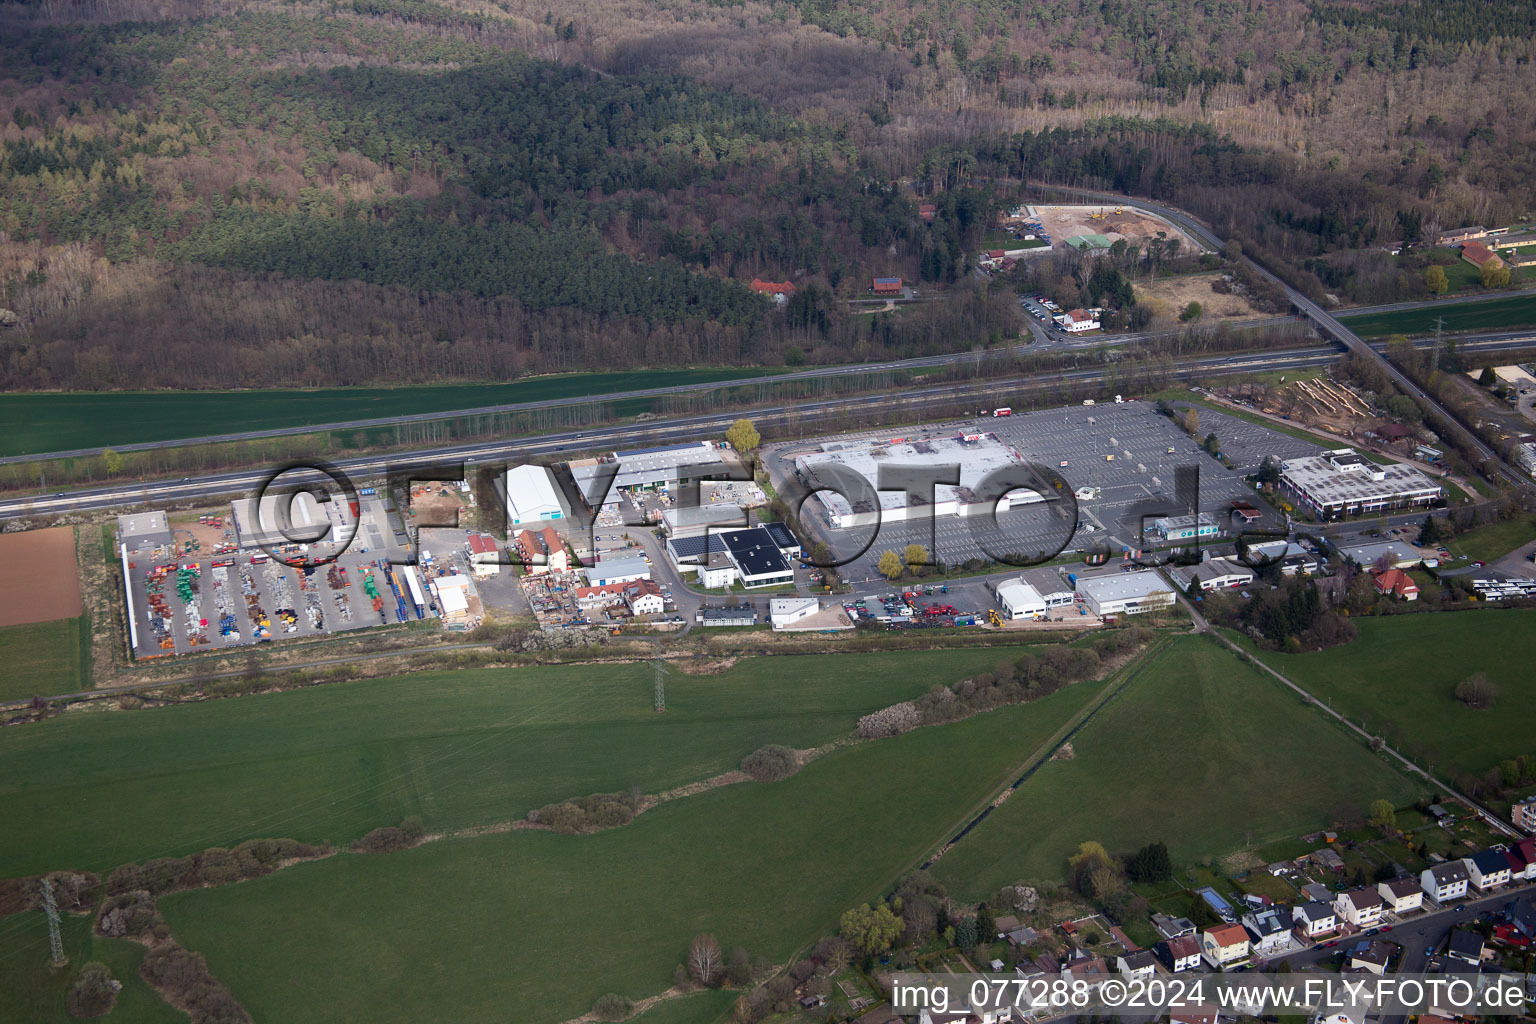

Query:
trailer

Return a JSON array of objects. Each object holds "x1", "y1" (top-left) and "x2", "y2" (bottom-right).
[
  {"x1": 401, "y1": 564, "x2": 428, "y2": 619},
  {"x1": 992, "y1": 407, "x2": 1012, "y2": 417},
  {"x1": 378, "y1": 560, "x2": 408, "y2": 622}
]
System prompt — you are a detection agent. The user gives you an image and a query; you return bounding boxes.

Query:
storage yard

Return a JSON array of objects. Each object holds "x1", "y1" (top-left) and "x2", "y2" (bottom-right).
[{"x1": 118, "y1": 498, "x2": 488, "y2": 658}]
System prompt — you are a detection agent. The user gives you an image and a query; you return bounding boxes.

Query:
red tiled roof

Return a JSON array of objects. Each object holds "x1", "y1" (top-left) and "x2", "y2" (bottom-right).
[
  {"x1": 467, "y1": 534, "x2": 498, "y2": 555},
  {"x1": 750, "y1": 279, "x2": 796, "y2": 295},
  {"x1": 1462, "y1": 242, "x2": 1500, "y2": 266},
  {"x1": 1373, "y1": 568, "x2": 1418, "y2": 596}
]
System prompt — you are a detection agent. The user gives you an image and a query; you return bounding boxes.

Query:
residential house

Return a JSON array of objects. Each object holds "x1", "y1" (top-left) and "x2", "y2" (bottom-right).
[
  {"x1": 1446, "y1": 928, "x2": 1485, "y2": 965},
  {"x1": 1465, "y1": 849, "x2": 1512, "y2": 891},
  {"x1": 1513, "y1": 795, "x2": 1536, "y2": 834},
  {"x1": 1421, "y1": 862, "x2": 1470, "y2": 904},
  {"x1": 993, "y1": 915, "x2": 1021, "y2": 938},
  {"x1": 1168, "y1": 1004, "x2": 1221, "y2": 1024},
  {"x1": 918, "y1": 203, "x2": 936, "y2": 222},
  {"x1": 1059, "y1": 308, "x2": 1100, "y2": 333},
  {"x1": 1347, "y1": 940, "x2": 1395, "y2": 975},
  {"x1": 1294, "y1": 902, "x2": 1339, "y2": 940},
  {"x1": 749, "y1": 279, "x2": 796, "y2": 305},
  {"x1": 1309, "y1": 847, "x2": 1347, "y2": 874},
  {"x1": 872, "y1": 277, "x2": 903, "y2": 296},
  {"x1": 1062, "y1": 952, "x2": 1109, "y2": 981},
  {"x1": 1505, "y1": 838, "x2": 1536, "y2": 880},
  {"x1": 1373, "y1": 568, "x2": 1420, "y2": 601},
  {"x1": 465, "y1": 533, "x2": 501, "y2": 577},
  {"x1": 514, "y1": 528, "x2": 566, "y2": 575},
  {"x1": 1153, "y1": 913, "x2": 1197, "y2": 940},
  {"x1": 1377, "y1": 877, "x2": 1424, "y2": 915},
  {"x1": 1156, "y1": 935, "x2": 1203, "y2": 973},
  {"x1": 1201, "y1": 923, "x2": 1251, "y2": 969},
  {"x1": 1334, "y1": 887, "x2": 1385, "y2": 930},
  {"x1": 622, "y1": 578, "x2": 665, "y2": 616},
  {"x1": 1117, "y1": 950, "x2": 1158, "y2": 981},
  {"x1": 1510, "y1": 901, "x2": 1536, "y2": 939},
  {"x1": 1243, "y1": 907, "x2": 1295, "y2": 957}
]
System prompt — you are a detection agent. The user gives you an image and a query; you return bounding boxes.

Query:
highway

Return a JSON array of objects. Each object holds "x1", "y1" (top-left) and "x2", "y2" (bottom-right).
[
  {"x1": 8, "y1": 332, "x2": 1536, "y2": 523},
  {"x1": 1036, "y1": 185, "x2": 1535, "y2": 491}
]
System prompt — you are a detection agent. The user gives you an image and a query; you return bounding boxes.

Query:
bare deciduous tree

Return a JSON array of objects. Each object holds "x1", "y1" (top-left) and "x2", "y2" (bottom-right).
[{"x1": 688, "y1": 932, "x2": 724, "y2": 987}]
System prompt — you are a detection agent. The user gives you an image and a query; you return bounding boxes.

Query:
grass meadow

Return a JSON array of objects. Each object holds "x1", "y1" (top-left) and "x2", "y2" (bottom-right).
[
  {"x1": 1251, "y1": 608, "x2": 1536, "y2": 778},
  {"x1": 0, "y1": 616, "x2": 90, "y2": 703},
  {"x1": 154, "y1": 682, "x2": 1108, "y2": 1024},
  {"x1": 0, "y1": 367, "x2": 783, "y2": 456},
  {"x1": 1340, "y1": 294, "x2": 1536, "y2": 338},
  {"x1": 0, "y1": 645, "x2": 1055, "y2": 878},
  {"x1": 930, "y1": 636, "x2": 1424, "y2": 898}
]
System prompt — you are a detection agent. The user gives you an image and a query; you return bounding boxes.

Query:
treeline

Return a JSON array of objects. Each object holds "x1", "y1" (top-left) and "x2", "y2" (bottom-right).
[{"x1": 164, "y1": 211, "x2": 767, "y2": 325}]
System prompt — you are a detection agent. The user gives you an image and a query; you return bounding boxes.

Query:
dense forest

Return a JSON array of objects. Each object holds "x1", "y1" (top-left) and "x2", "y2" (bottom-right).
[{"x1": 0, "y1": 0, "x2": 1532, "y2": 390}]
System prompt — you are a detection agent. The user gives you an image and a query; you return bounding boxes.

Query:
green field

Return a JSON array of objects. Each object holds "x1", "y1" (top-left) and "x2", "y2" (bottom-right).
[
  {"x1": 0, "y1": 616, "x2": 89, "y2": 703},
  {"x1": 0, "y1": 367, "x2": 784, "y2": 457},
  {"x1": 929, "y1": 636, "x2": 1424, "y2": 898},
  {"x1": 631, "y1": 991, "x2": 739, "y2": 1024},
  {"x1": 1339, "y1": 294, "x2": 1536, "y2": 338},
  {"x1": 1251, "y1": 609, "x2": 1536, "y2": 778},
  {"x1": 154, "y1": 682, "x2": 1106, "y2": 1024},
  {"x1": 0, "y1": 646, "x2": 1063, "y2": 878},
  {"x1": 0, "y1": 912, "x2": 183, "y2": 1024},
  {"x1": 1445, "y1": 515, "x2": 1536, "y2": 563}
]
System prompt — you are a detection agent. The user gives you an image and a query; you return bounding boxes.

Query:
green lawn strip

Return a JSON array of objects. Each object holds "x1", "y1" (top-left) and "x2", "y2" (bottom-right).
[
  {"x1": 0, "y1": 912, "x2": 183, "y2": 1024},
  {"x1": 156, "y1": 684, "x2": 1105, "y2": 1024},
  {"x1": 0, "y1": 646, "x2": 1051, "y2": 878},
  {"x1": 0, "y1": 367, "x2": 789, "y2": 457},
  {"x1": 1339, "y1": 294, "x2": 1536, "y2": 338},
  {"x1": 1242, "y1": 608, "x2": 1536, "y2": 778},
  {"x1": 930, "y1": 635, "x2": 1424, "y2": 899},
  {"x1": 1445, "y1": 515, "x2": 1536, "y2": 562},
  {"x1": 0, "y1": 617, "x2": 87, "y2": 702}
]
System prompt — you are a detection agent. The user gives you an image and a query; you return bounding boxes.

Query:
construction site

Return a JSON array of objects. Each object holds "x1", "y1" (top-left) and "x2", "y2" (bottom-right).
[
  {"x1": 1206, "y1": 375, "x2": 1388, "y2": 442},
  {"x1": 1023, "y1": 204, "x2": 1203, "y2": 255}
]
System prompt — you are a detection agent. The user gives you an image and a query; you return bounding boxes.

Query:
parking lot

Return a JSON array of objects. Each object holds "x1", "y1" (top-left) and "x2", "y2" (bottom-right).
[
  {"x1": 1181, "y1": 400, "x2": 1328, "y2": 475},
  {"x1": 764, "y1": 401, "x2": 1289, "y2": 583}
]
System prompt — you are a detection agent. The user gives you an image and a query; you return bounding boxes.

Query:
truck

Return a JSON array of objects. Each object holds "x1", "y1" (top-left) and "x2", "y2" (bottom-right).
[{"x1": 993, "y1": 407, "x2": 1012, "y2": 417}]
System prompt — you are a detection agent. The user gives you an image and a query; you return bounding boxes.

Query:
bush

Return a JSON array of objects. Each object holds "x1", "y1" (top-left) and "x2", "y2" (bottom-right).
[
  {"x1": 741, "y1": 745, "x2": 798, "y2": 782},
  {"x1": 1455, "y1": 672, "x2": 1498, "y2": 709},
  {"x1": 66, "y1": 962, "x2": 117, "y2": 1018},
  {"x1": 856, "y1": 702, "x2": 921, "y2": 739},
  {"x1": 591, "y1": 993, "x2": 634, "y2": 1021},
  {"x1": 351, "y1": 817, "x2": 428, "y2": 853},
  {"x1": 140, "y1": 944, "x2": 252, "y2": 1024},
  {"x1": 97, "y1": 890, "x2": 167, "y2": 942},
  {"x1": 528, "y1": 790, "x2": 643, "y2": 834}
]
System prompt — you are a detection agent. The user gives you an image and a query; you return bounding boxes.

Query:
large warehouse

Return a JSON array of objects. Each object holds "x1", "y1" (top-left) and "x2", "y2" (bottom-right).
[
  {"x1": 1279, "y1": 448, "x2": 1442, "y2": 518},
  {"x1": 504, "y1": 465, "x2": 568, "y2": 526},
  {"x1": 1076, "y1": 571, "x2": 1176, "y2": 616},
  {"x1": 572, "y1": 441, "x2": 726, "y2": 510},
  {"x1": 794, "y1": 433, "x2": 1041, "y2": 529}
]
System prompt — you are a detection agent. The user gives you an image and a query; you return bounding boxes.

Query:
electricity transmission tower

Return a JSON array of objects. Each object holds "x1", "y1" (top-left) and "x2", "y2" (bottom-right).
[
  {"x1": 40, "y1": 878, "x2": 65, "y2": 967},
  {"x1": 1432, "y1": 316, "x2": 1446, "y2": 370}
]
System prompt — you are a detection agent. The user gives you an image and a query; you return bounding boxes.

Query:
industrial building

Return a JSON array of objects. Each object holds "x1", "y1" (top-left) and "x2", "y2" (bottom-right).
[
  {"x1": 504, "y1": 465, "x2": 568, "y2": 526},
  {"x1": 1151, "y1": 513, "x2": 1221, "y2": 543},
  {"x1": 230, "y1": 491, "x2": 356, "y2": 552},
  {"x1": 994, "y1": 578, "x2": 1048, "y2": 620},
  {"x1": 770, "y1": 597, "x2": 820, "y2": 628},
  {"x1": 118, "y1": 511, "x2": 172, "y2": 551},
  {"x1": 697, "y1": 606, "x2": 756, "y2": 627},
  {"x1": 661, "y1": 503, "x2": 747, "y2": 538},
  {"x1": 1076, "y1": 570, "x2": 1176, "y2": 616},
  {"x1": 514, "y1": 527, "x2": 569, "y2": 574},
  {"x1": 667, "y1": 533, "x2": 738, "y2": 589},
  {"x1": 587, "y1": 554, "x2": 651, "y2": 586},
  {"x1": 571, "y1": 441, "x2": 726, "y2": 510},
  {"x1": 793, "y1": 433, "x2": 1037, "y2": 529},
  {"x1": 1018, "y1": 567, "x2": 1076, "y2": 609},
  {"x1": 1279, "y1": 449, "x2": 1442, "y2": 518},
  {"x1": 720, "y1": 527, "x2": 794, "y2": 588},
  {"x1": 1167, "y1": 558, "x2": 1255, "y2": 592}
]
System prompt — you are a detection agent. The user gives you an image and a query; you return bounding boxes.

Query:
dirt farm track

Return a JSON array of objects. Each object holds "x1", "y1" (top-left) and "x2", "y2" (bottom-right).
[{"x1": 0, "y1": 526, "x2": 82, "y2": 626}]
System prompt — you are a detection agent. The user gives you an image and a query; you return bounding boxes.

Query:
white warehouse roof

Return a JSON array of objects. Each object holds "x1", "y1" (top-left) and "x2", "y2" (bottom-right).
[
  {"x1": 1076, "y1": 570, "x2": 1175, "y2": 604},
  {"x1": 505, "y1": 465, "x2": 567, "y2": 524}
]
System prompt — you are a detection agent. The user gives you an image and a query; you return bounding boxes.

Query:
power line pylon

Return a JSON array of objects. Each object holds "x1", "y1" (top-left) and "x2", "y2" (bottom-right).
[{"x1": 40, "y1": 877, "x2": 66, "y2": 967}]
